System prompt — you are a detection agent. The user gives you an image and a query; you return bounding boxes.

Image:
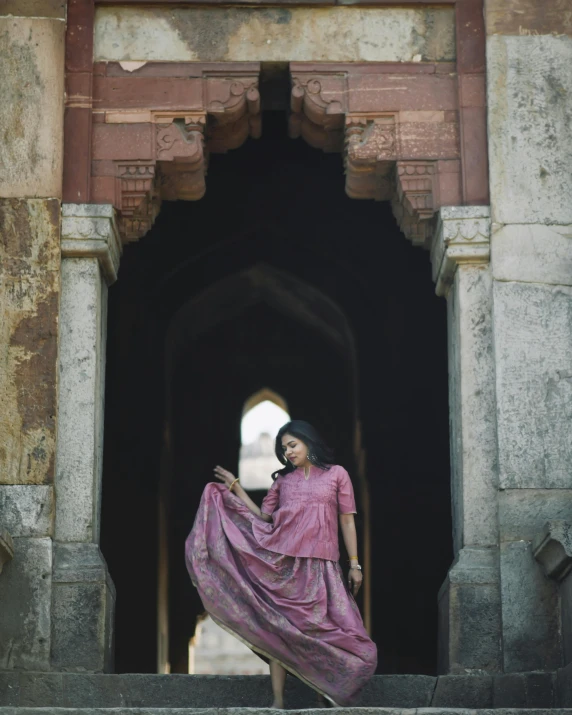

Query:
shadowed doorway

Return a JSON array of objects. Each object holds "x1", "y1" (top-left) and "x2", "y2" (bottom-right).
[{"x1": 100, "y1": 111, "x2": 451, "y2": 676}]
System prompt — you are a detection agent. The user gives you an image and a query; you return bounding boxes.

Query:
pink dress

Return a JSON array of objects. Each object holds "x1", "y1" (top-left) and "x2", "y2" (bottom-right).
[{"x1": 185, "y1": 464, "x2": 377, "y2": 705}]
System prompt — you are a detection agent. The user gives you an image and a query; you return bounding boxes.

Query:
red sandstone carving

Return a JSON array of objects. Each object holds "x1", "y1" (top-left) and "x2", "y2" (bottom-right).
[
  {"x1": 289, "y1": 64, "x2": 466, "y2": 245},
  {"x1": 391, "y1": 162, "x2": 436, "y2": 248},
  {"x1": 89, "y1": 64, "x2": 262, "y2": 241},
  {"x1": 64, "y1": 2, "x2": 488, "y2": 245}
]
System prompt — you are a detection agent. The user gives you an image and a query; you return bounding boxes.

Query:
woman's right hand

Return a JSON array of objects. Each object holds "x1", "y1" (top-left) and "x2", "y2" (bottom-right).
[{"x1": 213, "y1": 465, "x2": 236, "y2": 489}]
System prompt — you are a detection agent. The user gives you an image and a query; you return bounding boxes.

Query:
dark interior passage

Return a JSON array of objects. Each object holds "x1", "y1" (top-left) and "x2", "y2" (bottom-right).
[{"x1": 101, "y1": 111, "x2": 452, "y2": 677}]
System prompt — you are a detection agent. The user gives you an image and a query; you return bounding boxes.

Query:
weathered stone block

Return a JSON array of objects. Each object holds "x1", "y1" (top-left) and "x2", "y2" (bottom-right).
[
  {"x1": 492, "y1": 224, "x2": 572, "y2": 288},
  {"x1": 493, "y1": 672, "x2": 555, "y2": 708},
  {"x1": 487, "y1": 34, "x2": 572, "y2": 225},
  {"x1": 499, "y1": 491, "x2": 572, "y2": 543},
  {"x1": 500, "y1": 540, "x2": 562, "y2": 672},
  {"x1": 446, "y1": 262, "x2": 498, "y2": 553},
  {"x1": 0, "y1": 17, "x2": 65, "y2": 197},
  {"x1": 18, "y1": 673, "x2": 63, "y2": 707},
  {"x1": 485, "y1": 0, "x2": 572, "y2": 37},
  {"x1": 94, "y1": 7, "x2": 455, "y2": 63},
  {"x1": 0, "y1": 672, "x2": 19, "y2": 706},
  {"x1": 0, "y1": 537, "x2": 52, "y2": 670},
  {"x1": 0, "y1": 199, "x2": 60, "y2": 485},
  {"x1": 51, "y1": 542, "x2": 115, "y2": 672},
  {"x1": 55, "y1": 258, "x2": 107, "y2": 543},
  {"x1": 0, "y1": 486, "x2": 53, "y2": 537},
  {"x1": 0, "y1": 1, "x2": 66, "y2": 19},
  {"x1": 438, "y1": 548, "x2": 502, "y2": 674},
  {"x1": 432, "y1": 675, "x2": 493, "y2": 708},
  {"x1": 493, "y1": 280, "x2": 572, "y2": 489},
  {"x1": 557, "y1": 660, "x2": 572, "y2": 706},
  {"x1": 354, "y1": 675, "x2": 434, "y2": 708},
  {"x1": 562, "y1": 573, "x2": 572, "y2": 666}
]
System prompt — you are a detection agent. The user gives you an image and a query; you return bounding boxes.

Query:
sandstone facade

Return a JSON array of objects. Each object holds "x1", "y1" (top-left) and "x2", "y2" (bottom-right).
[{"x1": 0, "y1": 0, "x2": 571, "y2": 704}]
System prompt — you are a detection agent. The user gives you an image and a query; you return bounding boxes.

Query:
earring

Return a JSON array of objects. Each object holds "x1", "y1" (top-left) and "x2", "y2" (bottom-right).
[{"x1": 308, "y1": 452, "x2": 315, "y2": 464}]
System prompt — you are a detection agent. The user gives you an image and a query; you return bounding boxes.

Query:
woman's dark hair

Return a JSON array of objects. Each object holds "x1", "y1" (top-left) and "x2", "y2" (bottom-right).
[{"x1": 272, "y1": 420, "x2": 334, "y2": 480}]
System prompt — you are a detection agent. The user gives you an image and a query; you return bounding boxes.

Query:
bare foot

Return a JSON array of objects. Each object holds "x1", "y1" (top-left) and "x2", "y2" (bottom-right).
[{"x1": 270, "y1": 698, "x2": 285, "y2": 709}]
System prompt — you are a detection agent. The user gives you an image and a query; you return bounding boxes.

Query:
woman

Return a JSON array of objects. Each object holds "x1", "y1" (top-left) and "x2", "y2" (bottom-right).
[{"x1": 185, "y1": 420, "x2": 377, "y2": 707}]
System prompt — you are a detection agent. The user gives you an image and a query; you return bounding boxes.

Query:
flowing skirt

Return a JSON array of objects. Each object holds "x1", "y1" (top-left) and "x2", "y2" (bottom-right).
[{"x1": 185, "y1": 482, "x2": 377, "y2": 706}]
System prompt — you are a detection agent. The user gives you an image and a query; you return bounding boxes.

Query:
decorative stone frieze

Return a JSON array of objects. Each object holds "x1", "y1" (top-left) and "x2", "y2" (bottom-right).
[
  {"x1": 431, "y1": 206, "x2": 491, "y2": 296},
  {"x1": 289, "y1": 64, "x2": 464, "y2": 245},
  {"x1": 90, "y1": 64, "x2": 262, "y2": 242},
  {"x1": 0, "y1": 530, "x2": 14, "y2": 575}
]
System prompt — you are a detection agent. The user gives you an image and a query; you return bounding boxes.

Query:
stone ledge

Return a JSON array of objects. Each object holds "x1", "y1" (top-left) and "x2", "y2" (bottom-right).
[{"x1": 430, "y1": 206, "x2": 491, "y2": 297}]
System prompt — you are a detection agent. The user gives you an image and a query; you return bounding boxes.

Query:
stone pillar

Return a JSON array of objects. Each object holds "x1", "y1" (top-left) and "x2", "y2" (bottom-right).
[
  {"x1": 52, "y1": 204, "x2": 120, "y2": 672},
  {"x1": 431, "y1": 206, "x2": 502, "y2": 674},
  {"x1": 485, "y1": 1, "x2": 572, "y2": 674},
  {"x1": 0, "y1": 0, "x2": 65, "y2": 671}
]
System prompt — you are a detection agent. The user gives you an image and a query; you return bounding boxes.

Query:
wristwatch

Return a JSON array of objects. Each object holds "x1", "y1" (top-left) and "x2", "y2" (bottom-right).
[{"x1": 350, "y1": 564, "x2": 362, "y2": 570}]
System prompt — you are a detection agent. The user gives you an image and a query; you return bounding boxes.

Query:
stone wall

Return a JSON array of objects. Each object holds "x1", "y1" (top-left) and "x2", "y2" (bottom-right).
[
  {"x1": 485, "y1": 0, "x2": 572, "y2": 673},
  {"x1": 94, "y1": 6, "x2": 455, "y2": 63},
  {"x1": 0, "y1": 0, "x2": 65, "y2": 671}
]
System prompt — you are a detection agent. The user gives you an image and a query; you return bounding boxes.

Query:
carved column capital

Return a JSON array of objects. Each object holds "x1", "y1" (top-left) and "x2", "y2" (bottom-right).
[
  {"x1": 430, "y1": 206, "x2": 491, "y2": 297},
  {"x1": 61, "y1": 204, "x2": 122, "y2": 285}
]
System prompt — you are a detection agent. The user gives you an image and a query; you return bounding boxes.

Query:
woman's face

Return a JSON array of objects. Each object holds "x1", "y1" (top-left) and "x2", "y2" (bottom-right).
[{"x1": 281, "y1": 433, "x2": 309, "y2": 468}]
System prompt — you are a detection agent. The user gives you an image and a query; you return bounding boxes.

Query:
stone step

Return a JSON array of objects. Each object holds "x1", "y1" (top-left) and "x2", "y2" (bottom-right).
[
  {"x1": 0, "y1": 673, "x2": 562, "y2": 710},
  {"x1": 1, "y1": 710, "x2": 572, "y2": 715}
]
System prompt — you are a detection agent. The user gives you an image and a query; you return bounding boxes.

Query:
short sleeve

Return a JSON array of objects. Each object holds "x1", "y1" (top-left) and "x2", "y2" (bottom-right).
[
  {"x1": 337, "y1": 467, "x2": 357, "y2": 514},
  {"x1": 261, "y1": 478, "x2": 281, "y2": 516}
]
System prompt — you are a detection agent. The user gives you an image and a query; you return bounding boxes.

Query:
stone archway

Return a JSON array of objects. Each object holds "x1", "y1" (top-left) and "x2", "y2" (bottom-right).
[{"x1": 57, "y1": 6, "x2": 497, "y2": 673}]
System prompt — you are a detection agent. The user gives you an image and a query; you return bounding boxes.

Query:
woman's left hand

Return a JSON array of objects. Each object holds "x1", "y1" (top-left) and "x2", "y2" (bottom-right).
[{"x1": 348, "y1": 566, "x2": 363, "y2": 597}]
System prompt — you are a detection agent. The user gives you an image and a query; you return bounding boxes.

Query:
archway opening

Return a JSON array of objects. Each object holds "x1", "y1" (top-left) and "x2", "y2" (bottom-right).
[
  {"x1": 100, "y1": 110, "x2": 451, "y2": 677},
  {"x1": 238, "y1": 392, "x2": 290, "y2": 491}
]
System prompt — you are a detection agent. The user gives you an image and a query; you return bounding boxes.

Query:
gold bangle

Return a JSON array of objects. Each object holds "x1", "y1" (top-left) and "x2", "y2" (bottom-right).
[
  {"x1": 228, "y1": 478, "x2": 239, "y2": 492},
  {"x1": 349, "y1": 556, "x2": 359, "y2": 561}
]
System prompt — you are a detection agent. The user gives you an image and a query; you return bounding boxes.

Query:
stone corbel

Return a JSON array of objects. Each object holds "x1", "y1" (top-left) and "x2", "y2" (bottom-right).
[
  {"x1": 92, "y1": 66, "x2": 262, "y2": 243},
  {"x1": 289, "y1": 75, "x2": 347, "y2": 152},
  {"x1": 61, "y1": 204, "x2": 122, "y2": 285},
  {"x1": 344, "y1": 115, "x2": 397, "y2": 200},
  {"x1": 533, "y1": 521, "x2": 572, "y2": 581},
  {"x1": 430, "y1": 206, "x2": 491, "y2": 297},
  {"x1": 391, "y1": 161, "x2": 441, "y2": 249},
  {"x1": 0, "y1": 529, "x2": 14, "y2": 574},
  {"x1": 289, "y1": 64, "x2": 465, "y2": 248}
]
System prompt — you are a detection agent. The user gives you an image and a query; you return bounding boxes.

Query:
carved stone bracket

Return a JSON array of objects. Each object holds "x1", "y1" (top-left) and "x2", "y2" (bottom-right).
[
  {"x1": 344, "y1": 115, "x2": 397, "y2": 200},
  {"x1": 289, "y1": 75, "x2": 347, "y2": 152},
  {"x1": 289, "y1": 64, "x2": 464, "y2": 246},
  {"x1": 430, "y1": 206, "x2": 491, "y2": 297},
  {"x1": 391, "y1": 161, "x2": 438, "y2": 249},
  {"x1": 91, "y1": 65, "x2": 262, "y2": 242}
]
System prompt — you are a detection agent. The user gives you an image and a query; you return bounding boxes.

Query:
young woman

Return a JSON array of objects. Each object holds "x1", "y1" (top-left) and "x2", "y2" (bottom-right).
[{"x1": 185, "y1": 420, "x2": 377, "y2": 707}]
